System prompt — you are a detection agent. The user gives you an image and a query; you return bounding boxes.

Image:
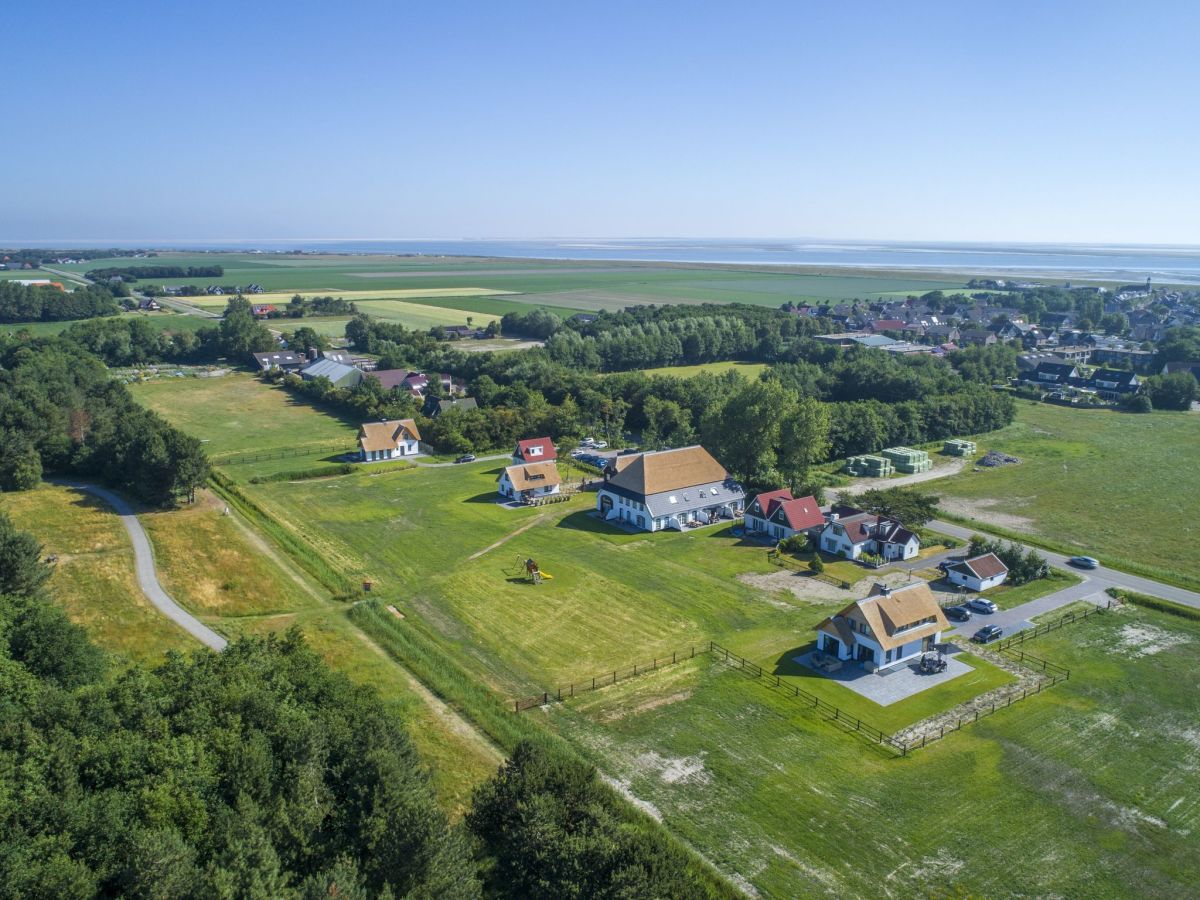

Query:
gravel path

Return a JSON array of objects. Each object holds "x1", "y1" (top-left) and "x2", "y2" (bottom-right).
[{"x1": 59, "y1": 482, "x2": 228, "y2": 651}]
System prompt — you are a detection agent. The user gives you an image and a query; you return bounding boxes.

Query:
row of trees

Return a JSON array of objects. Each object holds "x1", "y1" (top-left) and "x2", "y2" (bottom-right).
[
  {"x1": 85, "y1": 264, "x2": 224, "y2": 281},
  {"x1": 0, "y1": 339, "x2": 209, "y2": 505},
  {"x1": 0, "y1": 281, "x2": 120, "y2": 323},
  {"x1": 0, "y1": 513, "x2": 733, "y2": 897}
]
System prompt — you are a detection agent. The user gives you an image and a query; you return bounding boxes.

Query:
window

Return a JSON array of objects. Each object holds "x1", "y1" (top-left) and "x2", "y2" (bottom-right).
[{"x1": 668, "y1": 496, "x2": 677, "y2": 504}]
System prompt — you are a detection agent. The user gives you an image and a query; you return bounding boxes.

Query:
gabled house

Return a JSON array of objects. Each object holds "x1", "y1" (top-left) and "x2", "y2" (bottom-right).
[
  {"x1": 1028, "y1": 361, "x2": 1080, "y2": 386},
  {"x1": 498, "y1": 461, "x2": 561, "y2": 503},
  {"x1": 251, "y1": 304, "x2": 277, "y2": 318},
  {"x1": 596, "y1": 445, "x2": 744, "y2": 532},
  {"x1": 513, "y1": 437, "x2": 557, "y2": 465},
  {"x1": 369, "y1": 369, "x2": 423, "y2": 392},
  {"x1": 744, "y1": 489, "x2": 825, "y2": 542},
  {"x1": 1085, "y1": 368, "x2": 1139, "y2": 400},
  {"x1": 1162, "y1": 360, "x2": 1200, "y2": 379},
  {"x1": 944, "y1": 552, "x2": 1009, "y2": 591},
  {"x1": 959, "y1": 328, "x2": 998, "y2": 346},
  {"x1": 815, "y1": 582, "x2": 950, "y2": 672},
  {"x1": 358, "y1": 419, "x2": 421, "y2": 461},
  {"x1": 251, "y1": 350, "x2": 306, "y2": 373},
  {"x1": 818, "y1": 507, "x2": 920, "y2": 561}
]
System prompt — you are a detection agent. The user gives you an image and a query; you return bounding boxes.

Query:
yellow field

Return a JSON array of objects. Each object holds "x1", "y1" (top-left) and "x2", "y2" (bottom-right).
[{"x1": 185, "y1": 287, "x2": 515, "y2": 308}]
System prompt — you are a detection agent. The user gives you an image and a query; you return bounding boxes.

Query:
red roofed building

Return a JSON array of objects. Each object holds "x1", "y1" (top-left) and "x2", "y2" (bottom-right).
[
  {"x1": 744, "y1": 489, "x2": 826, "y2": 541},
  {"x1": 513, "y1": 437, "x2": 557, "y2": 465},
  {"x1": 869, "y1": 319, "x2": 907, "y2": 333},
  {"x1": 819, "y1": 506, "x2": 921, "y2": 561},
  {"x1": 944, "y1": 552, "x2": 1009, "y2": 591}
]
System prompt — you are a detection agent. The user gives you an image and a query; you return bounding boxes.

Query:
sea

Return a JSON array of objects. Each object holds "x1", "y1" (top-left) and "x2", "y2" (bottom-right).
[{"x1": 25, "y1": 238, "x2": 1200, "y2": 283}]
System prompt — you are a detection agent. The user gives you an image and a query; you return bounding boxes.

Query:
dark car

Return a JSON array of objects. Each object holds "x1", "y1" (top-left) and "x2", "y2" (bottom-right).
[
  {"x1": 971, "y1": 624, "x2": 1003, "y2": 644},
  {"x1": 944, "y1": 605, "x2": 972, "y2": 623},
  {"x1": 454, "y1": 454, "x2": 476, "y2": 464}
]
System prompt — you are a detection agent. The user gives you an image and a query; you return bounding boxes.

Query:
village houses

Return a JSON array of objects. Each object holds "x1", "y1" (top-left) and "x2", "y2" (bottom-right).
[
  {"x1": 596, "y1": 445, "x2": 745, "y2": 532},
  {"x1": 358, "y1": 419, "x2": 421, "y2": 461},
  {"x1": 815, "y1": 582, "x2": 950, "y2": 671}
]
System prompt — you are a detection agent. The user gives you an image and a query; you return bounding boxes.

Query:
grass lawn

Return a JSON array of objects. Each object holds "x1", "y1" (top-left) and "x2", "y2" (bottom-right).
[
  {"x1": 547, "y1": 602, "x2": 1200, "y2": 897},
  {"x1": 937, "y1": 402, "x2": 1200, "y2": 587},
  {"x1": 636, "y1": 360, "x2": 770, "y2": 380},
  {"x1": 128, "y1": 372, "x2": 359, "y2": 461}
]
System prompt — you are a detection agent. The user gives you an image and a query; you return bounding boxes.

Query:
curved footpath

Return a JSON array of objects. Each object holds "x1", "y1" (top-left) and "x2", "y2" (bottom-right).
[{"x1": 58, "y1": 481, "x2": 228, "y2": 651}]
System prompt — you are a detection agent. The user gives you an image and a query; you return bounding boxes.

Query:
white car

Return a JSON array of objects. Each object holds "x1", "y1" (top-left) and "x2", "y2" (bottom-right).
[
  {"x1": 591, "y1": 440, "x2": 608, "y2": 449},
  {"x1": 966, "y1": 597, "x2": 999, "y2": 614}
]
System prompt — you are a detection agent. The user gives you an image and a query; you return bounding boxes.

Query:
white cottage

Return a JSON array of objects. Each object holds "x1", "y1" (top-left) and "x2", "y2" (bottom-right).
[
  {"x1": 815, "y1": 582, "x2": 950, "y2": 672},
  {"x1": 818, "y1": 506, "x2": 920, "y2": 561},
  {"x1": 498, "y1": 461, "x2": 562, "y2": 503},
  {"x1": 944, "y1": 552, "x2": 1009, "y2": 591},
  {"x1": 358, "y1": 419, "x2": 421, "y2": 461}
]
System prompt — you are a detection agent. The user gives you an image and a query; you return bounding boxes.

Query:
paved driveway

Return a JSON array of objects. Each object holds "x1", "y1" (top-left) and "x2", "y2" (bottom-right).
[{"x1": 930, "y1": 519, "x2": 1200, "y2": 611}]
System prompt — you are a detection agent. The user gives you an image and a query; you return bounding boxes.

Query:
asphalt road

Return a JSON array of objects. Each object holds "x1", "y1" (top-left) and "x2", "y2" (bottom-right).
[
  {"x1": 930, "y1": 518, "x2": 1200, "y2": 611},
  {"x1": 60, "y1": 482, "x2": 228, "y2": 651}
]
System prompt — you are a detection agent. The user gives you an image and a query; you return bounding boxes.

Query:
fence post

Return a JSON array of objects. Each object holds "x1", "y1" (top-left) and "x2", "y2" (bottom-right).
[
  {"x1": 634, "y1": 664, "x2": 638, "y2": 676},
  {"x1": 542, "y1": 692, "x2": 548, "y2": 705},
  {"x1": 592, "y1": 677, "x2": 596, "y2": 690},
  {"x1": 612, "y1": 671, "x2": 617, "y2": 685},
  {"x1": 673, "y1": 651, "x2": 676, "y2": 664},
  {"x1": 514, "y1": 700, "x2": 519, "y2": 713}
]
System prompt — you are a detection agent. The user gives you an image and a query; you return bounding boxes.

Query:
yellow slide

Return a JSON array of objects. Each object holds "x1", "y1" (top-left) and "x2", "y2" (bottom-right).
[{"x1": 537, "y1": 571, "x2": 554, "y2": 580}]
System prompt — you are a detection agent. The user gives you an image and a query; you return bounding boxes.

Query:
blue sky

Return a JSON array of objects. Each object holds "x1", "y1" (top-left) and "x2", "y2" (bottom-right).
[{"x1": 4, "y1": 1, "x2": 1198, "y2": 244}]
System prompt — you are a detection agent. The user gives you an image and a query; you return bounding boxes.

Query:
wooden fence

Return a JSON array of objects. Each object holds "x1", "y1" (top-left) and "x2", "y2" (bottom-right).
[
  {"x1": 216, "y1": 444, "x2": 356, "y2": 466},
  {"x1": 513, "y1": 644, "x2": 706, "y2": 712},
  {"x1": 993, "y1": 598, "x2": 1119, "y2": 652}
]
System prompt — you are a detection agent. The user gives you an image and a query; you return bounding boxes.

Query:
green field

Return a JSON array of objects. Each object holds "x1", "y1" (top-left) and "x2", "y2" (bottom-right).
[
  {"x1": 637, "y1": 360, "x2": 771, "y2": 380},
  {"x1": 90, "y1": 375, "x2": 1200, "y2": 893},
  {"x1": 935, "y1": 403, "x2": 1200, "y2": 586},
  {"x1": 56, "y1": 251, "x2": 967, "y2": 311},
  {"x1": 545, "y1": 602, "x2": 1200, "y2": 897},
  {"x1": 129, "y1": 372, "x2": 360, "y2": 461}
]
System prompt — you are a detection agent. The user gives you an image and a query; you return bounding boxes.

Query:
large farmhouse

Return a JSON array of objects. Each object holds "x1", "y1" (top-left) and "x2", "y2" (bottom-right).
[
  {"x1": 498, "y1": 461, "x2": 561, "y2": 503},
  {"x1": 596, "y1": 445, "x2": 744, "y2": 532},
  {"x1": 944, "y1": 552, "x2": 1009, "y2": 591},
  {"x1": 819, "y1": 506, "x2": 920, "y2": 561},
  {"x1": 358, "y1": 419, "x2": 421, "y2": 461},
  {"x1": 744, "y1": 489, "x2": 824, "y2": 542},
  {"x1": 816, "y1": 582, "x2": 950, "y2": 671}
]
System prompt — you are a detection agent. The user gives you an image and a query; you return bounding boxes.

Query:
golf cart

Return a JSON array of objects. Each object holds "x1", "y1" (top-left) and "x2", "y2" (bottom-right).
[{"x1": 918, "y1": 651, "x2": 948, "y2": 674}]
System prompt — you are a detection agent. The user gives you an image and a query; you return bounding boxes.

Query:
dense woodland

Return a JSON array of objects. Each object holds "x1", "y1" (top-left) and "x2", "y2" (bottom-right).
[
  {"x1": 0, "y1": 340, "x2": 208, "y2": 505},
  {"x1": 0, "y1": 515, "x2": 734, "y2": 898},
  {"x1": 0, "y1": 281, "x2": 121, "y2": 323}
]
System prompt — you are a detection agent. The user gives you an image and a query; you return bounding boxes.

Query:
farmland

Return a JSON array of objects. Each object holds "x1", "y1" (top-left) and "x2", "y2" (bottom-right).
[
  {"x1": 637, "y1": 360, "x2": 771, "y2": 380},
  {"x1": 934, "y1": 402, "x2": 1200, "y2": 586},
  {"x1": 56, "y1": 251, "x2": 969, "y2": 312}
]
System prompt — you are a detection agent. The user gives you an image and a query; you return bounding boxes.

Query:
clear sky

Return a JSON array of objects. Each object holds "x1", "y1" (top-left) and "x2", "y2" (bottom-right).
[{"x1": 4, "y1": 0, "x2": 1198, "y2": 244}]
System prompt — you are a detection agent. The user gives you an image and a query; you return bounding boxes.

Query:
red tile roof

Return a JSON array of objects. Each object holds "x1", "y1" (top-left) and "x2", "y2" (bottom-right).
[
  {"x1": 515, "y1": 437, "x2": 557, "y2": 462},
  {"x1": 749, "y1": 489, "x2": 792, "y2": 517},
  {"x1": 960, "y1": 552, "x2": 1008, "y2": 580},
  {"x1": 776, "y1": 495, "x2": 825, "y2": 531}
]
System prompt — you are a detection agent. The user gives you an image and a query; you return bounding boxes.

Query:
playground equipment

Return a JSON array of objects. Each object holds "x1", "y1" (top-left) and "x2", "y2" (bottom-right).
[{"x1": 524, "y1": 557, "x2": 554, "y2": 585}]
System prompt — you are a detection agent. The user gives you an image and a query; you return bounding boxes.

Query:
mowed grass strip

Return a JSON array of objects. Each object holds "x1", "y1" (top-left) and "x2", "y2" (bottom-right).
[
  {"x1": 547, "y1": 603, "x2": 1200, "y2": 897},
  {"x1": 0, "y1": 484, "x2": 195, "y2": 660},
  {"x1": 936, "y1": 403, "x2": 1200, "y2": 584}
]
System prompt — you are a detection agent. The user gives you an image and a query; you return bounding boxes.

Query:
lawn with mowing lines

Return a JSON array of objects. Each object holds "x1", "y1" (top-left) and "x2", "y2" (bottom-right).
[
  {"x1": 546, "y1": 602, "x2": 1200, "y2": 897},
  {"x1": 128, "y1": 372, "x2": 359, "y2": 459},
  {"x1": 935, "y1": 403, "x2": 1200, "y2": 585}
]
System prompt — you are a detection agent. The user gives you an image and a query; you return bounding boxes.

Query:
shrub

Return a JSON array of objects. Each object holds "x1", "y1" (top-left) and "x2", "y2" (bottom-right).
[
  {"x1": 809, "y1": 556, "x2": 825, "y2": 574},
  {"x1": 778, "y1": 535, "x2": 808, "y2": 555}
]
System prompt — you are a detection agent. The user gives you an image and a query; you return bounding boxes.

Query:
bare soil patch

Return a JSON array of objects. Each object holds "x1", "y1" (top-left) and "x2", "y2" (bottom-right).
[
  {"x1": 937, "y1": 496, "x2": 1035, "y2": 533},
  {"x1": 738, "y1": 569, "x2": 917, "y2": 604}
]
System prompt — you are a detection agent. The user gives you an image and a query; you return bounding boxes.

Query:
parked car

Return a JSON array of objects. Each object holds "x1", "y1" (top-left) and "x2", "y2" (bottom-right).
[
  {"x1": 966, "y1": 597, "x2": 999, "y2": 614},
  {"x1": 591, "y1": 440, "x2": 609, "y2": 449},
  {"x1": 1069, "y1": 555, "x2": 1100, "y2": 569},
  {"x1": 618, "y1": 447, "x2": 641, "y2": 455},
  {"x1": 580, "y1": 437, "x2": 597, "y2": 447},
  {"x1": 971, "y1": 624, "x2": 1003, "y2": 644},
  {"x1": 454, "y1": 454, "x2": 476, "y2": 464},
  {"x1": 944, "y1": 605, "x2": 972, "y2": 622}
]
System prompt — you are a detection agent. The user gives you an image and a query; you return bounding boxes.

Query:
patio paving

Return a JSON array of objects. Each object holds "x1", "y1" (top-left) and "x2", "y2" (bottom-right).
[{"x1": 795, "y1": 648, "x2": 974, "y2": 706}]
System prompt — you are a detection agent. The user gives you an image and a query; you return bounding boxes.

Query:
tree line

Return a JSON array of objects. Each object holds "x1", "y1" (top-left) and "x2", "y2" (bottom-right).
[
  {"x1": 0, "y1": 338, "x2": 209, "y2": 505},
  {"x1": 85, "y1": 264, "x2": 224, "y2": 281},
  {"x1": 0, "y1": 514, "x2": 735, "y2": 898},
  {"x1": 0, "y1": 281, "x2": 121, "y2": 323}
]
